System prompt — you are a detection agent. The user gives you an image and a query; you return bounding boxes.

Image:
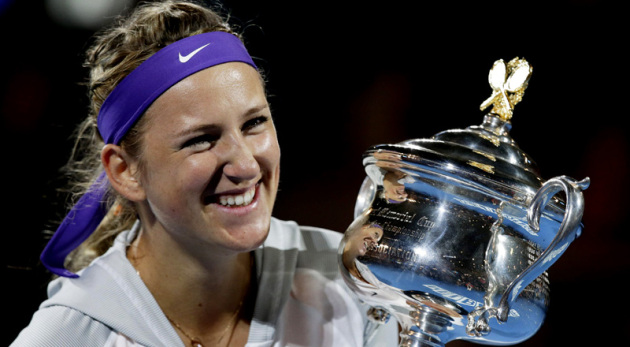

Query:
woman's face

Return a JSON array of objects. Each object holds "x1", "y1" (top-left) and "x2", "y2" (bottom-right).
[{"x1": 134, "y1": 62, "x2": 280, "y2": 255}]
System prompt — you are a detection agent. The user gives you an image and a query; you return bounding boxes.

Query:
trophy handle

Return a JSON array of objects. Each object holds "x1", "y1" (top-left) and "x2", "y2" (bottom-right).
[
  {"x1": 495, "y1": 175, "x2": 590, "y2": 322},
  {"x1": 354, "y1": 176, "x2": 376, "y2": 218}
]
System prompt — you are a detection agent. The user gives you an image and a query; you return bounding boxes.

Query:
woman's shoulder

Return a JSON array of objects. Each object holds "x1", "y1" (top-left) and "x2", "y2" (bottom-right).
[
  {"x1": 268, "y1": 217, "x2": 343, "y2": 278},
  {"x1": 10, "y1": 305, "x2": 113, "y2": 346},
  {"x1": 270, "y1": 217, "x2": 344, "y2": 251}
]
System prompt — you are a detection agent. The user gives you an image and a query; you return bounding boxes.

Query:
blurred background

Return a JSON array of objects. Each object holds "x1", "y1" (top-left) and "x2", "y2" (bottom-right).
[{"x1": 2, "y1": 0, "x2": 627, "y2": 345}]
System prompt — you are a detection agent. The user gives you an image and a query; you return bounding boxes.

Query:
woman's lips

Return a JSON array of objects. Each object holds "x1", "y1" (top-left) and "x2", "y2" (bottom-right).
[
  {"x1": 205, "y1": 184, "x2": 258, "y2": 207},
  {"x1": 360, "y1": 238, "x2": 378, "y2": 255},
  {"x1": 219, "y1": 185, "x2": 256, "y2": 207}
]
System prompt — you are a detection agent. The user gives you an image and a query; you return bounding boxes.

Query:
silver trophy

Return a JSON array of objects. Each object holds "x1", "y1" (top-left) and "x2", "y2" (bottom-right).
[{"x1": 339, "y1": 57, "x2": 589, "y2": 346}]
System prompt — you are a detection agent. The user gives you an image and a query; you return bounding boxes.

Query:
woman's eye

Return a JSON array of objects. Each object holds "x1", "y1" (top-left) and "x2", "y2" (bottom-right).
[
  {"x1": 242, "y1": 116, "x2": 269, "y2": 132},
  {"x1": 181, "y1": 134, "x2": 217, "y2": 150}
]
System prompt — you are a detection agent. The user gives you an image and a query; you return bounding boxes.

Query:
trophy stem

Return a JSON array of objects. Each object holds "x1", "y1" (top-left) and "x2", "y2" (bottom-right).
[
  {"x1": 399, "y1": 331, "x2": 444, "y2": 347},
  {"x1": 398, "y1": 308, "x2": 451, "y2": 347}
]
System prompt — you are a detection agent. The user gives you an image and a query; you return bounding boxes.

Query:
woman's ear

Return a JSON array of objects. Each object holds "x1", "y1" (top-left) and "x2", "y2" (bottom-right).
[{"x1": 101, "y1": 144, "x2": 146, "y2": 202}]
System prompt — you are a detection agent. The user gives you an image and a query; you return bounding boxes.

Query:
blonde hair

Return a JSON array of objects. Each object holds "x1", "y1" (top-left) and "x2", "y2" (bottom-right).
[{"x1": 61, "y1": 0, "x2": 243, "y2": 273}]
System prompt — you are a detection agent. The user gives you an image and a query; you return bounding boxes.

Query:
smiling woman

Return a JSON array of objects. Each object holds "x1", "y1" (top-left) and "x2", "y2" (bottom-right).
[
  {"x1": 10, "y1": 1, "x2": 397, "y2": 346},
  {"x1": 126, "y1": 64, "x2": 280, "y2": 257}
]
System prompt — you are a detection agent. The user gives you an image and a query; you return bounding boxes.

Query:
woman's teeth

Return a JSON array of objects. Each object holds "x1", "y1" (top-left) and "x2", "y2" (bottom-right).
[
  {"x1": 219, "y1": 187, "x2": 255, "y2": 207},
  {"x1": 363, "y1": 239, "x2": 378, "y2": 252}
]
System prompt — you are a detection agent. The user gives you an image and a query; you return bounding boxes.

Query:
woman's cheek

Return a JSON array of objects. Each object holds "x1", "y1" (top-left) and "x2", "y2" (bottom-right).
[
  {"x1": 181, "y1": 154, "x2": 219, "y2": 190},
  {"x1": 255, "y1": 132, "x2": 281, "y2": 166}
]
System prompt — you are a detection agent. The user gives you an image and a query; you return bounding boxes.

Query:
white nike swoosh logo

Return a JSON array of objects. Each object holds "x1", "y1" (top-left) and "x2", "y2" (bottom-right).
[{"x1": 178, "y1": 43, "x2": 211, "y2": 63}]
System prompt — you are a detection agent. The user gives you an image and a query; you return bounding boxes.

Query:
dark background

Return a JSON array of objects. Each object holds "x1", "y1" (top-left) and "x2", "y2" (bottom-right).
[{"x1": 2, "y1": 0, "x2": 627, "y2": 346}]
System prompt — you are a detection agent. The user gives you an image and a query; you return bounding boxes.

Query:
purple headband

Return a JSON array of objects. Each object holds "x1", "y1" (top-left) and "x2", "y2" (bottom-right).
[{"x1": 41, "y1": 31, "x2": 257, "y2": 278}]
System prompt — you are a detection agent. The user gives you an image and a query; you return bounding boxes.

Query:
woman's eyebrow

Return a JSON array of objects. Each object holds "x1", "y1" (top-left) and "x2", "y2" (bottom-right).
[
  {"x1": 241, "y1": 103, "x2": 270, "y2": 119},
  {"x1": 174, "y1": 123, "x2": 221, "y2": 138}
]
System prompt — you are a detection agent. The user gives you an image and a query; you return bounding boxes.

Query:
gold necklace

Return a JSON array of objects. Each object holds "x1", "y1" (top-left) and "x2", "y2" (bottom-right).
[
  {"x1": 166, "y1": 316, "x2": 204, "y2": 347},
  {"x1": 165, "y1": 299, "x2": 244, "y2": 347}
]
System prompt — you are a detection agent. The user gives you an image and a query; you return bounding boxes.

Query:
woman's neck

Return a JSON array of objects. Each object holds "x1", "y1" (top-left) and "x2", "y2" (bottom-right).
[{"x1": 127, "y1": 227, "x2": 256, "y2": 346}]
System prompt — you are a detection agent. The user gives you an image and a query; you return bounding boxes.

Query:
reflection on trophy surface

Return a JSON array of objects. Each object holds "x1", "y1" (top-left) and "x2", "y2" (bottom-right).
[{"x1": 338, "y1": 57, "x2": 589, "y2": 346}]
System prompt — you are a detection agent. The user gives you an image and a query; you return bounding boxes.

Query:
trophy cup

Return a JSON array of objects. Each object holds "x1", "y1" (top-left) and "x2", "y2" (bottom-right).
[{"x1": 338, "y1": 57, "x2": 589, "y2": 346}]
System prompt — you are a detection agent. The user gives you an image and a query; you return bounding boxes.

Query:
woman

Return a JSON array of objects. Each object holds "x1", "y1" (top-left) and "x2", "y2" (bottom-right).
[{"x1": 11, "y1": 1, "x2": 396, "y2": 346}]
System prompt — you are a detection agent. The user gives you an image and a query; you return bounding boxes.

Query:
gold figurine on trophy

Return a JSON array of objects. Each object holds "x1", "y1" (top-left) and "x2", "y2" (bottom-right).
[{"x1": 480, "y1": 57, "x2": 532, "y2": 122}]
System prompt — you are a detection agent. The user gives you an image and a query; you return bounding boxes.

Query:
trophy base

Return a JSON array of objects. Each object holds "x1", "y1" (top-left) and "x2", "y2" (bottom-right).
[
  {"x1": 398, "y1": 307, "x2": 452, "y2": 347},
  {"x1": 399, "y1": 330, "x2": 445, "y2": 347}
]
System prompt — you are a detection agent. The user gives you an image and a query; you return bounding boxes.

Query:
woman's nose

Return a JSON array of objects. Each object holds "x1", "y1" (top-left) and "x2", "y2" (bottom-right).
[{"x1": 221, "y1": 136, "x2": 260, "y2": 183}]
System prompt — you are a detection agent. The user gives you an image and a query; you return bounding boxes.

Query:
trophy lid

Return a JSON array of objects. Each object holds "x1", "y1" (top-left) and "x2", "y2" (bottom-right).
[{"x1": 365, "y1": 57, "x2": 547, "y2": 202}]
